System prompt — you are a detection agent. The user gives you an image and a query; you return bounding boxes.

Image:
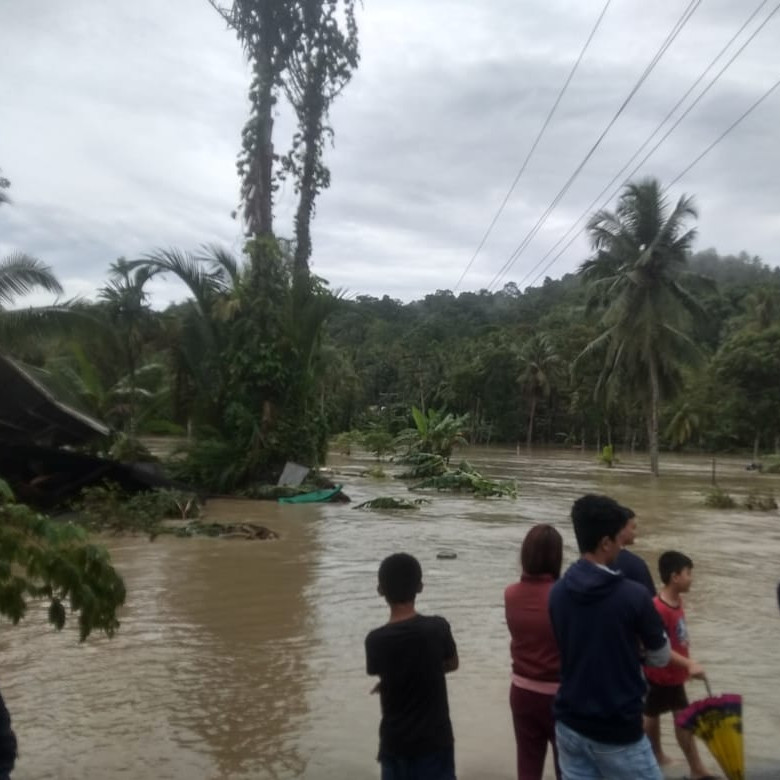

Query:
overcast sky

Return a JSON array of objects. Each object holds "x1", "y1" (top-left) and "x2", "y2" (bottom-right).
[{"x1": 1, "y1": 0, "x2": 779, "y2": 307}]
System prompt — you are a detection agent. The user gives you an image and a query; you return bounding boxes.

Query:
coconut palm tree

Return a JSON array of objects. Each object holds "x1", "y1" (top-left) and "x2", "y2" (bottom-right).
[
  {"x1": 518, "y1": 333, "x2": 562, "y2": 451},
  {"x1": 0, "y1": 173, "x2": 71, "y2": 351},
  {"x1": 578, "y1": 178, "x2": 704, "y2": 476},
  {"x1": 0, "y1": 253, "x2": 63, "y2": 306}
]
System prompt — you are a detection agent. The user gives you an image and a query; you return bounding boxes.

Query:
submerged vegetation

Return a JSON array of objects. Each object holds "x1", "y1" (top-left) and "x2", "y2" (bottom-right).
[
  {"x1": 410, "y1": 462, "x2": 517, "y2": 498},
  {"x1": 355, "y1": 497, "x2": 429, "y2": 511},
  {"x1": 703, "y1": 487, "x2": 737, "y2": 510}
]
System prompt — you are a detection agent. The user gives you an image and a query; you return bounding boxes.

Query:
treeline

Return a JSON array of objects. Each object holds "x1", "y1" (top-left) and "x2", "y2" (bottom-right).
[{"x1": 324, "y1": 247, "x2": 780, "y2": 460}]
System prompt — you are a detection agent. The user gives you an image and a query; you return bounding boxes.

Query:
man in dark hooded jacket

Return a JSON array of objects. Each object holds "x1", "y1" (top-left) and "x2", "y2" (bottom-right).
[{"x1": 549, "y1": 494, "x2": 670, "y2": 780}]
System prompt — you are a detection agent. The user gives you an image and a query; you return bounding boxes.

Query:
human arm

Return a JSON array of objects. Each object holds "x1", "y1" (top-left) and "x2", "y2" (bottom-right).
[
  {"x1": 366, "y1": 632, "x2": 382, "y2": 692},
  {"x1": 638, "y1": 593, "x2": 671, "y2": 668},
  {"x1": 441, "y1": 618, "x2": 459, "y2": 674},
  {"x1": 668, "y1": 649, "x2": 705, "y2": 679}
]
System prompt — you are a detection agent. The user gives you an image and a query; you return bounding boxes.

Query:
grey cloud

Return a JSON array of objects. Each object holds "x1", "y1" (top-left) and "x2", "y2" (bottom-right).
[{"x1": 1, "y1": 0, "x2": 779, "y2": 306}]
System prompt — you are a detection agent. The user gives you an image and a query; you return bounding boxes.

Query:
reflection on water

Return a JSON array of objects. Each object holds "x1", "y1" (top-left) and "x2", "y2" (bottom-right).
[{"x1": 2, "y1": 452, "x2": 779, "y2": 779}]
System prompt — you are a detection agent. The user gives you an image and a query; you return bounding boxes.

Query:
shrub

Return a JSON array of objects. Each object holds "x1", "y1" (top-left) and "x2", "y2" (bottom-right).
[
  {"x1": 743, "y1": 492, "x2": 778, "y2": 511},
  {"x1": 703, "y1": 488, "x2": 736, "y2": 509},
  {"x1": 75, "y1": 484, "x2": 200, "y2": 534}
]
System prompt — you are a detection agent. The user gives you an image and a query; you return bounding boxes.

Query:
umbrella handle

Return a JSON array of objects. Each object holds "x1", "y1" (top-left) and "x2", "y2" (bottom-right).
[{"x1": 703, "y1": 677, "x2": 713, "y2": 697}]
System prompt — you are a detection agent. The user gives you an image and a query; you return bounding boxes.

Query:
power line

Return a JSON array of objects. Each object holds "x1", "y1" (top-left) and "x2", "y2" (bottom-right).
[
  {"x1": 666, "y1": 76, "x2": 780, "y2": 189},
  {"x1": 485, "y1": 0, "x2": 703, "y2": 293},
  {"x1": 515, "y1": 0, "x2": 778, "y2": 292},
  {"x1": 523, "y1": 1, "x2": 780, "y2": 289},
  {"x1": 526, "y1": 76, "x2": 780, "y2": 289},
  {"x1": 452, "y1": 0, "x2": 614, "y2": 293}
]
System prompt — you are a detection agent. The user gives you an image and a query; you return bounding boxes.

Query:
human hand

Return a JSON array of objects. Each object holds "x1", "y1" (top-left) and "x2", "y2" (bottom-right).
[{"x1": 687, "y1": 660, "x2": 705, "y2": 680}]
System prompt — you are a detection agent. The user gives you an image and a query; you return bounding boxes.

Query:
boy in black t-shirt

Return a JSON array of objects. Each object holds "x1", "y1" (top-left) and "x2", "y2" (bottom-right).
[{"x1": 365, "y1": 553, "x2": 459, "y2": 780}]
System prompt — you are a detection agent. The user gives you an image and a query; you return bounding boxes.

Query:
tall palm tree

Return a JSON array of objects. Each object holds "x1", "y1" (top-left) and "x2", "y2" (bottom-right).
[
  {"x1": 578, "y1": 178, "x2": 703, "y2": 476},
  {"x1": 518, "y1": 333, "x2": 561, "y2": 451}
]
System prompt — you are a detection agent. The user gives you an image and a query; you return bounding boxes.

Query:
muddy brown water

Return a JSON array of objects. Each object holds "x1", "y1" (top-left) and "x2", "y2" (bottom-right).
[{"x1": 2, "y1": 449, "x2": 779, "y2": 779}]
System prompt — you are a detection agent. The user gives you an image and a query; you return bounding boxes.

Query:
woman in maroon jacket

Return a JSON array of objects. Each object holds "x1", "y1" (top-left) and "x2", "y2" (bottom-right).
[{"x1": 504, "y1": 524, "x2": 563, "y2": 780}]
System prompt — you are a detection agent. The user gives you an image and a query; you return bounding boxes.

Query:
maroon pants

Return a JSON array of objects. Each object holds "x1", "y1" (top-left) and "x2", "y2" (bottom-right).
[{"x1": 509, "y1": 685, "x2": 561, "y2": 780}]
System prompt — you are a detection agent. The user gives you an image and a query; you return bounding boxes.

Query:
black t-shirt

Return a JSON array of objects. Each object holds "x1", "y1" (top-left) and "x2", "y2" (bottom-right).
[
  {"x1": 365, "y1": 614, "x2": 456, "y2": 759},
  {"x1": 613, "y1": 548, "x2": 657, "y2": 595}
]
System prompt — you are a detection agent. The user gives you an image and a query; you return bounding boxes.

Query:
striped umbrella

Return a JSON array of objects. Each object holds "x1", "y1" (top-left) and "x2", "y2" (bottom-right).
[{"x1": 675, "y1": 679, "x2": 743, "y2": 780}]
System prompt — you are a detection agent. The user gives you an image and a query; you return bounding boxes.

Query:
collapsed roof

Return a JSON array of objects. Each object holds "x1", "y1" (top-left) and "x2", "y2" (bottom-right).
[{"x1": 0, "y1": 355, "x2": 109, "y2": 446}]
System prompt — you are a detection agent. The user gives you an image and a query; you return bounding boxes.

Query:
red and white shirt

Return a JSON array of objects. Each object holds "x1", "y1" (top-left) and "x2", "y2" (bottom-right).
[{"x1": 644, "y1": 595, "x2": 689, "y2": 687}]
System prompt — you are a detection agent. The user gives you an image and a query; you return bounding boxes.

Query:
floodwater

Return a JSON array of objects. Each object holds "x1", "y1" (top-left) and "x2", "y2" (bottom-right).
[{"x1": 2, "y1": 449, "x2": 779, "y2": 779}]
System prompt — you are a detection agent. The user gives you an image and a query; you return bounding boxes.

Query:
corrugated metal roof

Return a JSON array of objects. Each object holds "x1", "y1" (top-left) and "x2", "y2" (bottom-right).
[{"x1": 0, "y1": 355, "x2": 109, "y2": 445}]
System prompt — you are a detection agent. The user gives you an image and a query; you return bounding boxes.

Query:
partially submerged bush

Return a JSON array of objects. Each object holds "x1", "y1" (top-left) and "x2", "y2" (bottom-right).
[
  {"x1": 75, "y1": 484, "x2": 200, "y2": 534},
  {"x1": 598, "y1": 445, "x2": 617, "y2": 468},
  {"x1": 355, "y1": 497, "x2": 429, "y2": 510},
  {"x1": 743, "y1": 492, "x2": 778, "y2": 511},
  {"x1": 703, "y1": 487, "x2": 736, "y2": 509},
  {"x1": 361, "y1": 428, "x2": 396, "y2": 460},
  {"x1": 761, "y1": 456, "x2": 780, "y2": 474},
  {"x1": 331, "y1": 430, "x2": 363, "y2": 456},
  {"x1": 411, "y1": 462, "x2": 516, "y2": 498},
  {"x1": 396, "y1": 452, "x2": 446, "y2": 480}
]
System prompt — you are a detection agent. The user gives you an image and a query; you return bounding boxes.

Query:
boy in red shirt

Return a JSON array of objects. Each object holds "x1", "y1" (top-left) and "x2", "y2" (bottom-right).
[{"x1": 643, "y1": 551, "x2": 714, "y2": 780}]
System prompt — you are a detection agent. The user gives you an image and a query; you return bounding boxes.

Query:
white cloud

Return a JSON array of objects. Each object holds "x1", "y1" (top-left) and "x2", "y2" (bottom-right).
[{"x1": 1, "y1": 0, "x2": 779, "y2": 306}]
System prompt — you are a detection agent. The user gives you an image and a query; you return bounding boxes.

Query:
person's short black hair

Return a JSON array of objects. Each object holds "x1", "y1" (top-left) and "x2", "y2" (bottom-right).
[
  {"x1": 658, "y1": 551, "x2": 693, "y2": 584},
  {"x1": 378, "y1": 553, "x2": 422, "y2": 604},
  {"x1": 571, "y1": 494, "x2": 633, "y2": 553}
]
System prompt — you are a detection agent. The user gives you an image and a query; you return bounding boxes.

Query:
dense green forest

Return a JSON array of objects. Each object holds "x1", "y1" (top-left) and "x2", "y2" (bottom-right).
[
  {"x1": 325, "y1": 245, "x2": 780, "y2": 462},
  {"x1": 6, "y1": 224, "x2": 780, "y2": 481}
]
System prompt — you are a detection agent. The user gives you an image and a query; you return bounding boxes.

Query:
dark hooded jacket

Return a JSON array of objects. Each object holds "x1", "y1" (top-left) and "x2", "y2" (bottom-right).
[
  {"x1": 0, "y1": 691, "x2": 16, "y2": 776},
  {"x1": 549, "y1": 559, "x2": 668, "y2": 744}
]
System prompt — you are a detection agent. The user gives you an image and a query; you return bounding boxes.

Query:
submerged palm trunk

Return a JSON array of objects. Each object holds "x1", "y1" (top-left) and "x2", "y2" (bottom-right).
[{"x1": 648, "y1": 356, "x2": 661, "y2": 477}]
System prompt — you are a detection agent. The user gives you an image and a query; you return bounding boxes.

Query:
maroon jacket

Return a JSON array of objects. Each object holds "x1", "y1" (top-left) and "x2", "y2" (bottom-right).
[{"x1": 504, "y1": 574, "x2": 560, "y2": 683}]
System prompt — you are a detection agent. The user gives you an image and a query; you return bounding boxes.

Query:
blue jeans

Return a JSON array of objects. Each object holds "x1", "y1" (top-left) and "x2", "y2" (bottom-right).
[
  {"x1": 380, "y1": 746, "x2": 456, "y2": 780},
  {"x1": 555, "y1": 721, "x2": 662, "y2": 780}
]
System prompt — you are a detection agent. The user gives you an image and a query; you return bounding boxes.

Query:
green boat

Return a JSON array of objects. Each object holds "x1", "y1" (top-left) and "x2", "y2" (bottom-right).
[{"x1": 278, "y1": 485, "x2": 343, "y2": 504}]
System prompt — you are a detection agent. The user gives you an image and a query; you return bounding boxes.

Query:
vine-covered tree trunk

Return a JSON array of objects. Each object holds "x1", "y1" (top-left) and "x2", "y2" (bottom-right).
[
  {"x1": 242, "y1": 57, "x2": 276, "y2": 237},
  {"x1": 292, "y1": 62, "x2": 325, "y2": 277}
]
